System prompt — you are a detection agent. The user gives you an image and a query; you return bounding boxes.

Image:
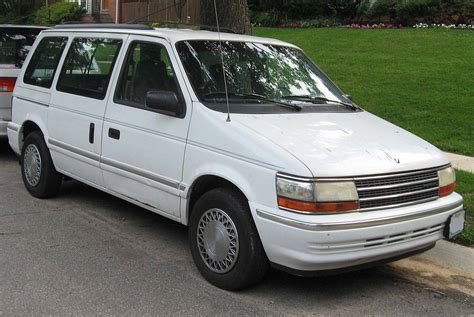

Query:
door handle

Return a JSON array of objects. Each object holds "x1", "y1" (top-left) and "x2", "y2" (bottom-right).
[
  {"x1": 89, "y1": 123, "x2": 95, "y2": 144},
  {"x1": 108, "y1": 128, "x2": 120, "y2": 140}
]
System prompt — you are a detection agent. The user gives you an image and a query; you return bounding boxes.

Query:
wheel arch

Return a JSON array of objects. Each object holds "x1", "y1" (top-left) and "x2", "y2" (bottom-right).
[
  {"x1": 18, "y1": 118, "x2": 48, "y2": 151},
  {"x1": 185, "y1": 174, "x2": 251, "y2": 224}
]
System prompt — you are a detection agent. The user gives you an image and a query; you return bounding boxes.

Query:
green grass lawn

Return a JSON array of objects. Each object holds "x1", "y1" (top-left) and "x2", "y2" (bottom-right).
[
  {"x1": 253, "y1": 28, "x2": 474, "y2": 156},
  {"x1": 455, "y1": 170, "x2": 474, "y2": 246}
]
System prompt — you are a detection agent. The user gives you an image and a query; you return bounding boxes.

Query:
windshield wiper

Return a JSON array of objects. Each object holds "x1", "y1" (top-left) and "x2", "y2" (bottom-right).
[
  {"x1": 281, "y1": 95, "x2": 360, "y2": 111},
  {"x1": 204, "y1": 92, "x2": 302, "y2": 111}
]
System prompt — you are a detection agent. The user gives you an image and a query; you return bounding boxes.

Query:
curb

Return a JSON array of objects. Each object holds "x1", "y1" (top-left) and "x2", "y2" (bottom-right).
[
  {"x1": 418, "y1": 240, "x2": 474, "y2": 276},
  {"x1": 445, "y1": 152, "x2": 474, "y2": 173}
]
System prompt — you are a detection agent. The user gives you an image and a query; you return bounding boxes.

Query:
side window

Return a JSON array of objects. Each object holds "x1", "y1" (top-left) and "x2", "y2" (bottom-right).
[
  {"x1": 57, "y1": 38, "x2": 122, "y2": 100},
  {"x1": 23, "y1": 37, "x2": 67, "y2": 88},
  {"x1": 115, "y1": 41, "x2": 180, "y2": 107}
]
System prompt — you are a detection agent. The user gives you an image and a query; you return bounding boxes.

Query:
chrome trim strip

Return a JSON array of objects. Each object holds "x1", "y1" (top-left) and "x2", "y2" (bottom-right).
[
  {"x1": 256, "y1": 200, "x2": 463, "y2": 231},
  {"x1": 15, "y1": 96, "x2": 49, "y2": 108},
  {"x1": 353, "y1": 166, "x2": 447, "y2": 181},
  {"x1": 276, "y1": 165, "x2": 449, "y2": 183},
  {"x1": 359, "y1": 187, "x2": 438, "y2": 202},
  {"x1": 101, "y1": 157, "x2": 181, "y2": 190},
  {"x1": 48, "y1": 138, "x2": 100, "y2": 161},
  {"x1": 357, "y1": 177, "x2": 439, "y2": 191},
  {"x1": 358, "y1": 196, "x2": 439, "y2": 212}
]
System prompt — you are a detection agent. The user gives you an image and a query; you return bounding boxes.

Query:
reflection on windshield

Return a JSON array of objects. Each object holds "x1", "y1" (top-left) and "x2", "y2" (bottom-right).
[{"x1": 176, "y1": 40, "x2": 345, "y2": 105}]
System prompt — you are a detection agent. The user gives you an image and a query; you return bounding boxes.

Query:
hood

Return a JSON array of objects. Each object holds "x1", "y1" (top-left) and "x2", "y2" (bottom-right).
[{"x1": 233, "y1": 111, "x2": 449, "y2": 177}]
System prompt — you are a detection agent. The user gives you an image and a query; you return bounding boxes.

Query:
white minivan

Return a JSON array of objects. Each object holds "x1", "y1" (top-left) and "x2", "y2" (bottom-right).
[{"x1": 8, "y1": 24, "x2": 465, "y2": 290}]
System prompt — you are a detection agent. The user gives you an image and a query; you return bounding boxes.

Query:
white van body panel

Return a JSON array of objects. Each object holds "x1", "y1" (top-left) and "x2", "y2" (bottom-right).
[
  {"x1": 101, "y1": 35, "x2": 192, "y2": 217},
  {"x1": 8, "y1": 27, "x2": 464, "y2": 276},
  {"x1": 232, "y1": 111, "x2": 450, "y2": 177}
]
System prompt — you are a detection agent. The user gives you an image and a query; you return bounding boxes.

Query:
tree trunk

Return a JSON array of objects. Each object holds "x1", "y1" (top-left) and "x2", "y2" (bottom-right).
[{"x1": 200, "y1": 0, "x2": 251, "y2": 34}]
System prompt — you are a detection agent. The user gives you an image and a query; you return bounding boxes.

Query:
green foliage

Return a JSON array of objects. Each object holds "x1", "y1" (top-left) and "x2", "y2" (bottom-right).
[
  {"x1": 249, "y1": 0, "x2": 474, "y2": 25},
  {"x1": 454, "y1": 170, "x2": 474, "y2": 246},
  {"x1": 396, "y1": 0, "x2": 441, "y2": 24},
  {"x1": 0, "y1": 0, "x2": 36, "y2": 23},
  {"x1": 327, "y1": 0, "x2": 365, "y2": 21},
  {"x1": 368, "y1": 0, "x2": 398, "y2": 21},
  {"x1": 251, "y1": 10, "x2": 283, "y2": 27},
  {"x1": 34, "y1": 1, "x2": 85, "y2": 24}
]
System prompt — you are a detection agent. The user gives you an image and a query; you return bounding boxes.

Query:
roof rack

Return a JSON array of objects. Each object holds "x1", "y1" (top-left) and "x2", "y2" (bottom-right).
[
  {"x1": 148, "y1": 21, "x2": 237, "y2": 34},
  {"x1": 53, "y1": 23, "x2": 153, "y2": 30}
]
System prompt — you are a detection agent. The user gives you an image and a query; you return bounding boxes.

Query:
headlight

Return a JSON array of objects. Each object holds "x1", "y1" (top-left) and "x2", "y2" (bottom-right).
[
  {"x1": 276, "y1": 175, "x2": 359, "y2": 213},
  {"x1": 438, "y1": 166, "x2": 456, "y2": 197}
]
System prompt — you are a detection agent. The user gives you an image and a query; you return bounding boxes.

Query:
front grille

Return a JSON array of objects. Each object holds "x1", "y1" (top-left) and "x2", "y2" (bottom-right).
[{"x1": 355, "y1": 168, "x2": 440, "y2": 211}]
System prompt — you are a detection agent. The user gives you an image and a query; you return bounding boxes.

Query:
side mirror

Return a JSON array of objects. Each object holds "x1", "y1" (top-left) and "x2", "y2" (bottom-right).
[
  {"x1": 343, "y1": 94, "x2": 353, "y2": 101},
  {"x1": 145, "y1": 91, "x2": 185, "y2": 118}
]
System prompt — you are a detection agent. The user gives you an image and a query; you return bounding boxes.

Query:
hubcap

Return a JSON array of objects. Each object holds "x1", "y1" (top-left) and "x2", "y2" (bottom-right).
[
  {"x1": 23, "y1": 144, "x2": 42, "y2": 187},
  {"x1": 197, "y1": 208, "x2": 239, "y2": 274}
]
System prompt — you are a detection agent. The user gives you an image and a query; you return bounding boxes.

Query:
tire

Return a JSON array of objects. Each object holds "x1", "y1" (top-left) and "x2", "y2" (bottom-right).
[
  {"x1": 189, "y1": 188, "x2": 269, "y2": 290},
  {"x1": 21, "y1": 131, "x2": 62, "y2": 198}
]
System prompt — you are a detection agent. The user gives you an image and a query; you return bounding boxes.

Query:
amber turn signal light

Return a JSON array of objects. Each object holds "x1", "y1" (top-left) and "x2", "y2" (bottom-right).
[
  {"x1": 439, "y1": 182, "x2": 455, "y2": 197},
  {"x1": 277, "y1": 197, "x2": 359, "y2": 213}
]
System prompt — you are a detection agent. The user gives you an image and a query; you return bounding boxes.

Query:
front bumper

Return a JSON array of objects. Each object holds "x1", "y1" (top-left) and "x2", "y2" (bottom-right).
[{"x1": 250, "y1": 192, "x2": 464, "y2": 272}]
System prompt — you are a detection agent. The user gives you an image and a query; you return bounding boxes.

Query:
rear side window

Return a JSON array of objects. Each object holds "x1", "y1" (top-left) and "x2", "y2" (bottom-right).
[
  {"x1": 57, "y1": 38, "x2": 122, "y2": 100},
  {"x1": 0, "y1": 28, "x2": 42, "y2": 68},
  {"x1": 23, "y1": 37, "x2": 67, "y2": 88}
]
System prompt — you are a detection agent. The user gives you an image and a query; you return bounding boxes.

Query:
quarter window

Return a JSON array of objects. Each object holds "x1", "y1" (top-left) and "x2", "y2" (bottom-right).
[
  {"x1": 115, "y1": 41, "x2": 180, "y2": 108},
  {"x1": 23, "y1": 37, "x2": 67, "y2": 88},
  {"x1": 57, "y1": 38, "x2": 122, "y2": 99}
]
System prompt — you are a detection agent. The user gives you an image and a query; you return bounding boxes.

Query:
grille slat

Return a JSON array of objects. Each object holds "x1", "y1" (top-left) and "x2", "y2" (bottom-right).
[{"x1": 355, "y1": 169, "x2": 440, "y2": 211}]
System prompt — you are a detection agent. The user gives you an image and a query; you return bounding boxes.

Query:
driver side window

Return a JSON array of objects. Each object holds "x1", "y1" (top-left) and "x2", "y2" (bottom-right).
[{"x1": 115, "y1": 41, "x2": 180, "y2": 108}]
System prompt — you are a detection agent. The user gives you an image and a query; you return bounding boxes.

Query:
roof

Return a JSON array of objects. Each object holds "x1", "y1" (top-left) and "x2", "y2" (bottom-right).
[
  {"x1": 45, "y1": 24, "x2": 297, "y2": 48},
  {"x1": 0, "y1": 24, "x2": 49, "y2": 30}
]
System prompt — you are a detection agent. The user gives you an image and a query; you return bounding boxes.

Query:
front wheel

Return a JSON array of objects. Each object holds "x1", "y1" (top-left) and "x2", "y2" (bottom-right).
[
  {"x1": 189, "y1": 188, "x2": 269, "y2": 290},
  {"x1": 21, "y1": 131, "x2": 62, "y2": 198}
]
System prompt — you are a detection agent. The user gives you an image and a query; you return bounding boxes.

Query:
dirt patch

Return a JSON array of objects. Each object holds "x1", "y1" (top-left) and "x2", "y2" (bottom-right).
[{"x1": 384, "y1": 255, "x2": 474, "y2": 302}]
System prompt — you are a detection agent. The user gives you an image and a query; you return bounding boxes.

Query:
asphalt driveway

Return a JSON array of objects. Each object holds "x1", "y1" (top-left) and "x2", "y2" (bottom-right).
[{"x1": 0, "y1": 141, "x2": 472, "y2": 316}]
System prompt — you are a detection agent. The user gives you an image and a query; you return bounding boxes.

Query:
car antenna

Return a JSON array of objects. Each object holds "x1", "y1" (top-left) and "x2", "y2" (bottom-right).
[{"x1": 213, "y1": 0, "x2": 231, "y2": 122}]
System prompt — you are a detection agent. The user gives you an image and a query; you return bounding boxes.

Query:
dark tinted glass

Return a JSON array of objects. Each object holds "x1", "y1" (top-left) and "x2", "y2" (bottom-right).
[
  {"x1": 24, "y1": 37, "x2": 67, "y2": 88},
  {"x1": 115, "y1": 41, "x2": 180, "y2": 107},
  {"x1": 0, "y1": 28, "x2": 42, "y2": 68},
  {"x1": 57, "y1": 38, "x2": 122, "y2": 99}
]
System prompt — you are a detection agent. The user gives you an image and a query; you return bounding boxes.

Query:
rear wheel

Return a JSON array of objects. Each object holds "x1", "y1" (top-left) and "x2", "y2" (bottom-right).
[
  {"x1": 21, "y1": 131, "x2": 62, "y2": 198},
  {"x1": 189, "y1": 188, "x2": 269, "y2": 290}
]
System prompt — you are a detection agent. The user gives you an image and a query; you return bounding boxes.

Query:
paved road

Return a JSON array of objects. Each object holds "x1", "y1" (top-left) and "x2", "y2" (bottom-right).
[{"x1": 0, "y1": 141, "x2": 472, "y2": 316}]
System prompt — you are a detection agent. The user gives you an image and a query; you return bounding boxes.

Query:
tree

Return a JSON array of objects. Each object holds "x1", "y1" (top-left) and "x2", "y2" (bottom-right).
[{"x1": 200, "y1": 0, "x2": 251, "y2": 34}]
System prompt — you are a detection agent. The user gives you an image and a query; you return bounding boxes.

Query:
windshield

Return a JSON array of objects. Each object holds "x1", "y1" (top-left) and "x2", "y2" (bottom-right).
[
  {"x1": 176, "y1": 40, "x2": 349, "y2": 112},
  {"x1": 0, "y1": 28, "x2": 42, "y2": 68}
]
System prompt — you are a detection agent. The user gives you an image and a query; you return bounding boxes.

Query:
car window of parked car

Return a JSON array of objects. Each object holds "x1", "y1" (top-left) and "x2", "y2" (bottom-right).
[
  {"x1": 115, "y1": 41, "x2": 180, "y2": 108},
  {"x1": 23, "y1": 37, "x2": 67, "y2": 89},
  {"x1": 57, "y1": 37, "x2": 122, "y2": 100},
  {"x1": 0, "y1": 28, "x2": 42, "y2": 69}
]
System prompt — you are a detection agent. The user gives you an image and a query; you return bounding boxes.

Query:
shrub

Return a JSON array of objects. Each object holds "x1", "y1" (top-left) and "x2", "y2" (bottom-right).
[
  {"x1": 34, "y1": 1, "x2": 85, "y2": 24},
  {"x1": 396, "y1": 0, "x2": 441, "y2": 25},
  {"x1": 327, "y1": 0, "x2": 365, "y2": 22},
  {"x1": 251, "y1": 10, "x2": 283, "y2": 27},
  {"x1": 368, "y1": 0, "x2": 398, "y2": 22}
]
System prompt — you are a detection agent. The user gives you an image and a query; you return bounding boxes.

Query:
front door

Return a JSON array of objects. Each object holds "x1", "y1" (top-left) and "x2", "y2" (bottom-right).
[
  {"x1": 101, "y1": 36, "x2": 192, "y2": 217},
  {"x1": 48, "y1": 33, "x2": 125, "y2": 186}
]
